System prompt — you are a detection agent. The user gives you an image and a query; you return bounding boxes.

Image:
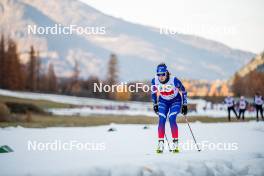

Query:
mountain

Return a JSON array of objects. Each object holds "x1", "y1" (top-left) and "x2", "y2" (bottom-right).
[
  {"x1": 234, "y1": 51, "x2": 264, "y2": 77},
  {"x1": 238, "y1": 52, "x2": 264, "y2": 76},
  {"x1": 227, "y1": 51, "x2": 263, "y2": 85},
  {"x1": 0, "y1": 0, "x2": 255, "y2": 81}
]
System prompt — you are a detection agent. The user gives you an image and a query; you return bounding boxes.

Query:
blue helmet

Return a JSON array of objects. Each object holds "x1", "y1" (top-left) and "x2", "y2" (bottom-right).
[{"x1": 156, "y1": 63, "x2": 168, "y2": 75}]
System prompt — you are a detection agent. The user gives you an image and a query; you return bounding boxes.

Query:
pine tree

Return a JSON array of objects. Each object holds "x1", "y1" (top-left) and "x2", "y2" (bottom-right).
[
  {"x1": 106, "y1": 53, "x2": 118, "y2": 86},
  {"x1": 69, "y1": 59, "x2": 81, "y2": 94},
  {"x1": 0, "y1": 35, "x2": 6, "y2": 88},
  {"x1": 47, "y1": 63, "x2": 57, "y2": 92},
  {"x1": 72, "y1": 59, "x2": 80, "y2": 83},
  {"x1": 27, "y1": 46, "x2": 37, "y2": 91},
  {"x1": 5, "y1": 39, "x2": 24, "y2": 90},
  {"x1": 106, "y1": 54, "x2": 119, "y2": 99},
  {"x1": 36, "y1": 51, "x2": 41, "y2": 90}
]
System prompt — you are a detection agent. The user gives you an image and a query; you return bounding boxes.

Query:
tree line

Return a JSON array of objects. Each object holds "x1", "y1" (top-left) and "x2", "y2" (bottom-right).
[
  {"x1": 0, "y1": 36, "x2": 150, "y2": 101},
  {"x1": 0, "y1": 35, "x2": 57, "y2": 92},
  {"x1": 232, "y1": 70, "x2": 264, "y2": 97}
]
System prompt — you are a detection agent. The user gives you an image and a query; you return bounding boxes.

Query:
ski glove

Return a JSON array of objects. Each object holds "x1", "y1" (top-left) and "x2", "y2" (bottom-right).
[
  {"x1": 153, "y1": 104, "x2": 159, "y2": 115},
  {"x1": 181, "y1": 105, "x2": 188, "y2": 115}
]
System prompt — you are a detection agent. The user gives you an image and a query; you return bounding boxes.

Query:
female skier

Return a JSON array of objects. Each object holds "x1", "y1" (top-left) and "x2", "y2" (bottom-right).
[{"x1": 151, "y1": 63, "x2": 188, "y2": 153}]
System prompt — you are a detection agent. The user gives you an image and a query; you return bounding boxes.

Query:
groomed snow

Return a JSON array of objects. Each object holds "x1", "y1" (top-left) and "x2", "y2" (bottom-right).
[{"x1": 0, "y1": 121, "x2": 264, "y2": 176}]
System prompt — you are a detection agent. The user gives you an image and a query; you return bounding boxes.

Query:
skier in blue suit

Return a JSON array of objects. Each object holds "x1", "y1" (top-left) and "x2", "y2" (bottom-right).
[{"x1": 151, "y1": 63, "x2": 188, "y2": 153}]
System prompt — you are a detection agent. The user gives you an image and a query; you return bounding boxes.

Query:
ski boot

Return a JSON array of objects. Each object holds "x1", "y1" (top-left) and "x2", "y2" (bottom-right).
[
  {"x1": 156, "y1": 139, "x2": 164, "y2": 154},
  {"x1": 171, "y1": 138, "x2": 180, "y2": 153}
]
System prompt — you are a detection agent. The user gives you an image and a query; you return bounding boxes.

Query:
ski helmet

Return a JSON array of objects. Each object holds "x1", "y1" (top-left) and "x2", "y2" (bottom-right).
[{"x1": 156, "y1": 63, "x2": 167, "y2": 76}]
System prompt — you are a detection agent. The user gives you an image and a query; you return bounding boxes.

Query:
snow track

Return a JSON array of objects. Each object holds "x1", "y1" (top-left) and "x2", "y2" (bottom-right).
[{"x1": 1, "y1": 122, "x2": 264, "y2": 175}]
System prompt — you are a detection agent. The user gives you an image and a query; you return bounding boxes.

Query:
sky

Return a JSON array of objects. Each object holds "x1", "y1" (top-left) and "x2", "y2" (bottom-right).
[{"x1": 81, "y1": 0, "x2": 264, "y2": 54}]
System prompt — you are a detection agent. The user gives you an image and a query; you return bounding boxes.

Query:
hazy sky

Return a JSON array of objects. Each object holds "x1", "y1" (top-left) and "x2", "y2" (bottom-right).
[{"x1": 81, "y1": 0, "x2": 264, "y2": 54}]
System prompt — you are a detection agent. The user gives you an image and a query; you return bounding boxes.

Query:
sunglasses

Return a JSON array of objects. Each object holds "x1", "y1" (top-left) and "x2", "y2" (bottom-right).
[{"x1": 157, "y1": 73, "x2": 166, "y2": 76}]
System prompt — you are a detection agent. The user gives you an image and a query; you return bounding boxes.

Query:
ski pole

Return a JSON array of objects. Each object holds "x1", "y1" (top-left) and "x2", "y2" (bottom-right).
[
  {"x1": 184, "y1": 115, "x2": 201, "y2": 152},
  {"x1": 164, "y1": 133, "x2": 172, "y2": 152}
]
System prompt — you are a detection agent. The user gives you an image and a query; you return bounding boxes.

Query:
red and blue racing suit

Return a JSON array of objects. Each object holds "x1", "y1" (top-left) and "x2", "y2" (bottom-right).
[{"x1": 151, "y1": 75, "x2": 187, "y2": 139}]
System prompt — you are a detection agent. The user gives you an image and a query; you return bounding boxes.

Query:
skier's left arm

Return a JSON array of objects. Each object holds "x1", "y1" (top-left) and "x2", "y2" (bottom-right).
[
  {"x1": 174, "y1": 77, "x2": 188, "y2": 115},
  {"x1": 174, "y1": 77, "x2": 187, "y2": 105}
]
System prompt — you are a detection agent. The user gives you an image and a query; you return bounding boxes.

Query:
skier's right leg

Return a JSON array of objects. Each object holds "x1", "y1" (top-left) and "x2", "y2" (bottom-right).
[
  {"x1": 156, "y1": 102, "x2": 169, "y2": 153},
  {"x1": 157, "y1": 117, "x2": 166, "y2": 153},
  {"x1": 158, "y1": 117, "x2": 166, "y2": 139},
  {"x1": 158, "y1": 102, "x2": 169, "y2": 139}
]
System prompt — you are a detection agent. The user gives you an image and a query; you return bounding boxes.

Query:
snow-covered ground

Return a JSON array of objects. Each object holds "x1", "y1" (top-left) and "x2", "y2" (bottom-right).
[
  {"x1": 1, "y1": 121, "x2": 264, "y2": 176},
  {"x1": 0, "y1": 89, "x2": 257, "y2": 118}
]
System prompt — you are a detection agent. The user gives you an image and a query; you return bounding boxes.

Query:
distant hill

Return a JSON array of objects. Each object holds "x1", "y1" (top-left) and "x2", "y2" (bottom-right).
[
  {"x1": 230, "y1": 51, "x2": 264, "y2": 96},
  {"x1": 233, "y1": 52, "x2": 264, "y2": 78},
  {"x1": 0, "y1": 0, "x2": 255, "y2": 81}
]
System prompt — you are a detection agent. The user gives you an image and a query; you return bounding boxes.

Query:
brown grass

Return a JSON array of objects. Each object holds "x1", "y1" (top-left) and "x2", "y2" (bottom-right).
[
  {"x1": 0, "y1": 95, "x2": 71, "y2": 109},
  {"x1": 0, "y1": 113, "x2": 256, "y2": 128}
]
